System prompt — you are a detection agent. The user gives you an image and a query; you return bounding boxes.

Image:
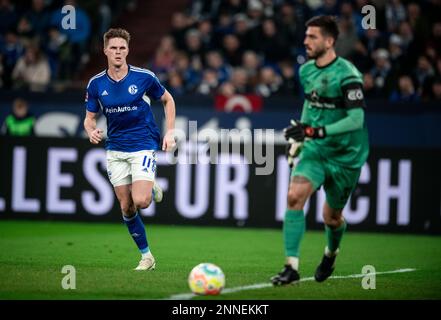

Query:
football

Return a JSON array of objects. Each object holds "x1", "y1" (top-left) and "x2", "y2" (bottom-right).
[{"x1": 188, "y1": 263, "x2": 225, "y2": 295}]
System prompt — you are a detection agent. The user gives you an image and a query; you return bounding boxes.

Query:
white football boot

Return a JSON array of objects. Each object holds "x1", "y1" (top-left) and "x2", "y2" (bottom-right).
[
  {"x1": 134, "y1": 251, "x2": 156, "y2": 271},
  {"x1": 152, "y1": 180, "x2": 163, "y2": 203}
]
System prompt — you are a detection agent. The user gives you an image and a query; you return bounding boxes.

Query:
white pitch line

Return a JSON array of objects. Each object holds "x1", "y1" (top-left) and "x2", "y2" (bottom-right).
[{"x1": 166, "y1": 268, "x2": 416, "y2": 300}]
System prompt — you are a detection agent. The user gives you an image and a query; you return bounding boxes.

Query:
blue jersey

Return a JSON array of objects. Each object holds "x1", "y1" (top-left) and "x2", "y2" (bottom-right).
[{"x1": 85, "y1": 65, "x2": 165, "y2": 152}]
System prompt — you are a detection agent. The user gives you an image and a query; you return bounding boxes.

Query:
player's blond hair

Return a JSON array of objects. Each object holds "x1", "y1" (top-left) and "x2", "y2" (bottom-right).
[{"x1": 103, "y1": 28, "x2": 131, "y2": 48}]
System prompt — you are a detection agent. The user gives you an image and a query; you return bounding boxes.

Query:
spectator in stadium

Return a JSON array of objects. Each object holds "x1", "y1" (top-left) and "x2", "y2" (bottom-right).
[
  {"x1": 247, "y1": 0, "x2": 266, "y2": 28},
  {"x1": 335, "y1": 16, "x2": 358, "y2": 58},
  {"x1": 242, "y1": 50, "x2": 262, "y2": 87},
  {"x1": 359, "y1": 28, "x2": 388, "y2": 58},
  {"x1": 430, "y1": 77, "x2": 441, "y2": 101},
  {"x1": 362, "y1": 72, "x2": 378, "y2": 99},
  {"x1": 212, "y1": 12, "x2": 234, "y2": 48},
  {"x1": 22, "y1": 0, "x2": 51, "y2": 38},
  {"x1": 230, "y1": 67, "x2": 251, "y2": 94},
  {"x1": 397, "y1": 21, "x2": 421, "y2": 69},
  {"x1": 12, "y1": 44, "x2": 51, "y2": 92},
  {"x1": 170, "y1": 12, "x2": 191, "y2": 51},
  {"x1": 406, "y1": 2, "x2": 430, "y2": 43},
  {"x1": 184, "y1": 29, "x2": 206, "y2": 66},
  {"x1": 233, "y1": 13, "x2": 258, "y2": 52},
  {"x1": 218, "y1": 0, "x2": 247, "y2": 17},
  {"x1": 149, "y1": 35, "x2": 177, "y2": 81},
  {"x1": 426, "y1": 22, "x2": 441, "y2": 57},
  {"x1": 218, "y1": 80, "x2": 236, "y2": 97},
  {"x1": 0, "y1": 0, "x2": 18, "y2": 35},
  {"x1": 16, "y1": 16, "x2": 35, "y2": 39},
  {"x1": 278, "y1": 60, "x2": 299, "y2": 95},
  {"x1": 413, "y1": 55, "x2": 435, "y2": 94},
  {"x1": 258, "y1": 18, "x2": 290, "y2": 64},
  {"x1": 205, "y1": 50, "x2": 231, "y2": 84},
  {"x1": 314, "y1": 0, "x2": 339, "y2": 16},
  {"x1": 197, "y1": 68, "x2": 220, "y2": 95},
  {"x1": 173, "y1": 51, "x2": 201, "y2": 92},
  {"x1": 255, "y1": 66, "x2": 282, "y2": 97},
  {"x1": 388, "y1": 34, "x2": 405, "y2": 68},
  {"x1": 44, "y1": 26, "x2": 71, "y2": 82},
  {"x1": 339, "y1": 1, "x2": 363, "y2": 37},
  {"x1": 166, "y1": 70, "x2": 185, "y2": 96},
  {"x1": 389, "y1": 75, "x2": 420, "y2": 102},
  {"x1": 349, "y1": 40, "x2": 372, "y2": 73},
  {"x1": 1, "y1": 98, "x2": 35, "y2": 136},
  {"x1": 221, "y1": 34, "x2": 243, "y2": 66},
  {"x1": 50, "y1": 0, "x2": 91, "y2": 76},
  {"x1": 369, "y1": 48, "x2": 393, "y2": 97},
  {"x1": 276, "y1": 2, "x2": 304, "y2": 53},
  {"x1": 197, "y1": 18, "x2": 214, "y2": 50},
  {"x1": 0, "y1": 30, "x2": 25, "y2": 88},
  {"x1": 385, "y1": 0, "x2": 407, "y2": 33}
]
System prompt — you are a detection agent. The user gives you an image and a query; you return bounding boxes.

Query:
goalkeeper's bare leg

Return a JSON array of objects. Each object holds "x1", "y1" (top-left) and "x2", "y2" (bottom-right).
[{"x1": 271, "y1": 176, "x2": 314, "y2": 285}]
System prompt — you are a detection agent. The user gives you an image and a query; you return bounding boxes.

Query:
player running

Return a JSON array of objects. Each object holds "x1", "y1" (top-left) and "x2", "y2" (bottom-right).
[
  {"x1": 84, "y1": 28, "x2": 176, "y2": 271},
  {"x1": 271, "y1": 16, "x2": 369, "y2": 285}
]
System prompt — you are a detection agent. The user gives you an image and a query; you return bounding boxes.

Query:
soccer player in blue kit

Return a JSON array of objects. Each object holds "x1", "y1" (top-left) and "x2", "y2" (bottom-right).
[{"x1": 84, "y1": 28, "x2": 176, "y2": 271}]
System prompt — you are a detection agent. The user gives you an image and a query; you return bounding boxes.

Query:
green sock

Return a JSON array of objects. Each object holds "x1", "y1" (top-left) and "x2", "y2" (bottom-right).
[
  {"x1": 283, "y1": 209, "x2": 305, "y2": 257},
  {"x1": 325, "y1": 220, "x2": 347, "y2": 253}
]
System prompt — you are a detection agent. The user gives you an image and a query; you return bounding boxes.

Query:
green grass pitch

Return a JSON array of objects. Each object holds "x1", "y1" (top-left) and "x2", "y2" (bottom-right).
[{"x1": 0, "y1": 220, "x2": 440, "y2": 300}]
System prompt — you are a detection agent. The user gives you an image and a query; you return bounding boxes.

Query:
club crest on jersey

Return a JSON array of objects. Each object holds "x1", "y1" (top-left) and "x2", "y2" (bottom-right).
[{"x1": 128, "y1": 85, "x2": 138, "y2": 95}]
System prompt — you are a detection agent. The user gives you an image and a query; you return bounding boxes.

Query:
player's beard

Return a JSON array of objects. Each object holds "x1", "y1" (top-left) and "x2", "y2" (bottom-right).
[{"x1": 307, "y1": 45, "x2": 327, "y2": 60}]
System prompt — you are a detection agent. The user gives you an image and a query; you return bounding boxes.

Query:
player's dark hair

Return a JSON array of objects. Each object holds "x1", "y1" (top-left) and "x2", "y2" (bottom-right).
[
  {"x1": 103, "y1": 28, "x2": 131, "y2": 47},
  {"x1": 305, "y1": 15, "x2": 339, "y2": 44}
]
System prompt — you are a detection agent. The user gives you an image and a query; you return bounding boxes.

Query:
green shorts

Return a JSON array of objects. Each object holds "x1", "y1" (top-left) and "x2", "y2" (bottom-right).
[{"x1": 291, "y1": 146, "x2": 362, "y2": 209}]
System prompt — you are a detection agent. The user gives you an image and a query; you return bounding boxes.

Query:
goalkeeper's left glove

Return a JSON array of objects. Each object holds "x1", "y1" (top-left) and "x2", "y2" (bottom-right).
[
  {"x1": 286, "y1": 140, "x2": 303, "y2": 168},
  {"x1": 284, "y1": 119, "x2": 326, "y2": 142}
]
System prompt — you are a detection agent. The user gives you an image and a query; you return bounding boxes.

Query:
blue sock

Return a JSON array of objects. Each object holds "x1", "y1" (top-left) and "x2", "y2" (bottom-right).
[{"x1": 123, "y1": 212, "x2": 149, "y2": 254}]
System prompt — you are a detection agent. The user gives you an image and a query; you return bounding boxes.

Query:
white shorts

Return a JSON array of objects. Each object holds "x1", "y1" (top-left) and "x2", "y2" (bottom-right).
[{"x1": 106, "y1": 150, "x2": 157, "y2": 187}]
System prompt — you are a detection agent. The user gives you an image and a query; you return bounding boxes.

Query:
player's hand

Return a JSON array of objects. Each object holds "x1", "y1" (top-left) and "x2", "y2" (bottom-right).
[
  {"x1": 285, "y1": 140, "x2": 302, "y2": 168},
  {"x1": 283, "y1": 119, "x2": 326, "y2": 142},
  {"x1": 88, "y1": 128, "x2": 103, "y2": 144},
  {"x1": 162, "y1": 130, "x2": 176, "y2": 152}
]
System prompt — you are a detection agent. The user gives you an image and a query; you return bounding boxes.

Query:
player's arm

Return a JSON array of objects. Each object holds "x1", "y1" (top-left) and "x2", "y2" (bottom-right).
[
  {"x1": 160, "y1": 89, "x2": 176, "y2": 151},
  {"x1": 84, "y1": 111, "x2": 103, "y2": 144},
  {"x1": 324, "y1": 82, "x2": 365, "y2": 135},
  {"x1": 83, "y1": 83, "x2": 103, "y2": 144},
  {"x1": 285, "y1": 83, "x2": 365, "y2": 141}
]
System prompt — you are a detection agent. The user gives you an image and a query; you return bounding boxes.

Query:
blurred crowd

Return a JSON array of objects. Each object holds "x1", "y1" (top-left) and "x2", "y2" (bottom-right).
[
  {"x1": 0, "y1": 0, "x2": 132, "y2": 91},
  {"x1": 149, "y1": 0, "x2": 441, "y2": 102},
  {"x1": 1, "y1": 0, "x2": 441, "y2": 102}
]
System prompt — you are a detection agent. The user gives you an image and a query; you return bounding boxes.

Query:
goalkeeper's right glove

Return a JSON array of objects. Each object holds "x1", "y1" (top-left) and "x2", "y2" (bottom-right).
[
  {"x1": 284, "y1": 119, "x2": 326, "y2": 142},
  {"x1": 286, "y1": 139, "x2": 303, "y2": 168}
]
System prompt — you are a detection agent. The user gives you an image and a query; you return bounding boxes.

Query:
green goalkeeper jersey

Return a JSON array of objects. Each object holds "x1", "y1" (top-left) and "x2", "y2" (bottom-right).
[{"x1": 298, "y1": 56, "x2": 369, "y2": 168}]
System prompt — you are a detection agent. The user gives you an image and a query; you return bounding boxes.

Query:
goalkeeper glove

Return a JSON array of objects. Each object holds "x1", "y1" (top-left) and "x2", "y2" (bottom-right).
[
  {"x1": 286, "y1": 140, "x2": 303, "y2": 168},
  {"x1": 284, "y1": 119, "x2": 326, "y2": 142}
]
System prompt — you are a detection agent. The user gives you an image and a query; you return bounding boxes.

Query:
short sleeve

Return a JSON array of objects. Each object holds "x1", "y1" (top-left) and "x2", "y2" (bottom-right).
[
  {"x1": 146, "y1": 73, "x2": 166, "y2": 101},
  {"x1": 85, "y1": 81, "x2": 99, "y2": 113}
]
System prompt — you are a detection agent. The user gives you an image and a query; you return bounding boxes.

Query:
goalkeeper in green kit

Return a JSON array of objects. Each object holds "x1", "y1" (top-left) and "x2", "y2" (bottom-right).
[{"x1": 271, "y1": 15, "x2": 369, "y2": 285}]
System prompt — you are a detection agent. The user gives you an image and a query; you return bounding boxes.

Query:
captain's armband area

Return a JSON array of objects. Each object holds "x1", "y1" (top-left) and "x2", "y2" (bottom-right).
[{"x1": 342, "y1": 82, "x2": 366, "y2": 109}]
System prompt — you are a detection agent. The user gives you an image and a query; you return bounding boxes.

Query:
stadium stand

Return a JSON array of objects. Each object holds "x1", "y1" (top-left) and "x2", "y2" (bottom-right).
[{"x1": 1, "y1": 0, "x2": 441, "y2": 101}]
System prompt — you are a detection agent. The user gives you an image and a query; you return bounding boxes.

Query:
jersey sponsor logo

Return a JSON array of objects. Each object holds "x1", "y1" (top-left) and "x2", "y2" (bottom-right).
[
  {"x1": 105, "y1": 105, "x2": 138, "y2": 114},
  {"x1": 347, "y1": 88, "x2": 364, "y2": 101},
  {"x1": 101, "y1": 90, "x2": 108, "y2": 96},
  {"x1": 128, "y1": 85, "x2": 138, "y2": 95},
  {"x1": 310, "y1": 102, "x2": 337, "y2": 109},
  {"x1": 310, "y1": 90, "x2": 319, "y2": 102}
]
